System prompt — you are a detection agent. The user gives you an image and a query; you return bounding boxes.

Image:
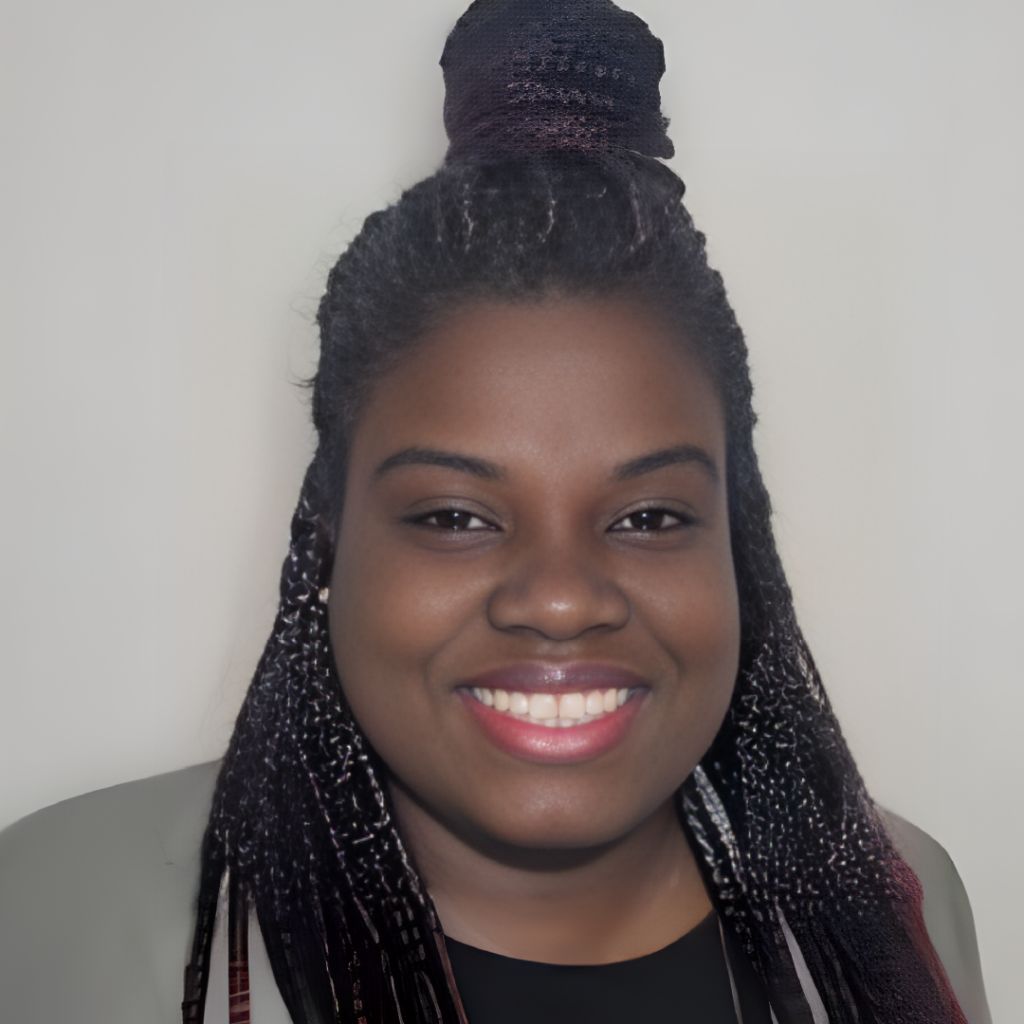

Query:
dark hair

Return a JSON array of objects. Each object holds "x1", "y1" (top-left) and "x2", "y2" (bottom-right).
[{"x1": 184, "y1": 3, "x2": 967, "y2": 1022}]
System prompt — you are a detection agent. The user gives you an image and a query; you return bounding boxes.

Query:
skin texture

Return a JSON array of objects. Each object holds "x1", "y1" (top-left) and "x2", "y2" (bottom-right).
[{"x1": 329, "y1": 298, "x2": 740, "y2": 964}]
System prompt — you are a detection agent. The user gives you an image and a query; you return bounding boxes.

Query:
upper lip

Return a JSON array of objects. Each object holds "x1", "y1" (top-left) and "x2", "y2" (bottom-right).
[{"x1": 460, "y1": 662, "x2": 647, "y2": 694}]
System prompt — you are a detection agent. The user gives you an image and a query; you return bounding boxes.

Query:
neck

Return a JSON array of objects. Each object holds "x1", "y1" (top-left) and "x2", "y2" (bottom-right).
[{"x1": 390, "y1": 788, "x2": 712, "y2": 965}]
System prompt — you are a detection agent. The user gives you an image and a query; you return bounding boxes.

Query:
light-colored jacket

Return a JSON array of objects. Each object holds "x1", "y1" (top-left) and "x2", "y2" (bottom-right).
[{"x1": 0, "y1": 763, "x2": 991, "y2": 1023}]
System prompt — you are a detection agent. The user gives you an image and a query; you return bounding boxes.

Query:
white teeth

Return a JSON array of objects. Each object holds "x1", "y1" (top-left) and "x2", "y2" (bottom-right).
[
  {"x1": 471, "y1": 686, "x2": 634, "y2": 726},
  {"x1": 559, "y1": 692, "x2": 585, "y2": 719},
  {"x1": 509, "y1": 691, "x2": 530, "y2": 716},
  {"x1": 529, "y1": 693, "x2": 558, "y2": 719}
]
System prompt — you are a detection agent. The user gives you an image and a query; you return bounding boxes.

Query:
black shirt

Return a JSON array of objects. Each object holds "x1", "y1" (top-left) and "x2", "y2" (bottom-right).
[{"x1": 446, "y1": 912, "x2": 773, "y2": 1024}]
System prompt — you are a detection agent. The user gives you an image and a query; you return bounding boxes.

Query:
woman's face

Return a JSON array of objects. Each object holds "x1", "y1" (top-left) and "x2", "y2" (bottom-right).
[{"x1": 330, "y1": 298, "x2": 739, "y2": 854}]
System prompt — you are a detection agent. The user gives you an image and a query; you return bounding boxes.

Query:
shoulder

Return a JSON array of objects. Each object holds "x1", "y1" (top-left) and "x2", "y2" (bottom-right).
[
  {"x1": 0, "y1": 762, "x2": 219, "y2": 1024},
  {"x1": 879, "y1": 808, "x2": 992, "y2": 1024},
  {"x1": 0, "y1": 761, "x2": 220, "y2": 865}
]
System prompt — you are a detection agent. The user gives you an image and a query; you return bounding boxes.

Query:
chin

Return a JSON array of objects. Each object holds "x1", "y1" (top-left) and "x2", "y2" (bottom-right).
[{"x1": 464, "y1": 788, "x2": 674, "y2": 857}]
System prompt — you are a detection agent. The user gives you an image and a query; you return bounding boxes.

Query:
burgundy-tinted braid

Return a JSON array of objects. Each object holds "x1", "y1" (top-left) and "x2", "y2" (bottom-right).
[{"x1": 184, "y1": 2, "x2": 968, "y2": 1022}]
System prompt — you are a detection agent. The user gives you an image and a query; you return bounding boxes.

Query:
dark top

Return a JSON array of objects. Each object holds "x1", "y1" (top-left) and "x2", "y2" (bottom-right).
[{"x1": 446, "y1": 911, "x2": 773, "y2": 1024}]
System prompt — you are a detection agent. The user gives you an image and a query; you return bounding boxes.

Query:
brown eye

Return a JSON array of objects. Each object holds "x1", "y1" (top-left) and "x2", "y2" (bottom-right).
[
  {"x1": 417, "y1": 508, "x2": 493, "y2": 531},
  {"x1": 610, "y1": 509, "x2": 687, "y2": 532}
]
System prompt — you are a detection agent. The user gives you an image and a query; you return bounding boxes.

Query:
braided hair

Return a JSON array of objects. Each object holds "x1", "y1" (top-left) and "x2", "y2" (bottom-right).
[{"x1": 184, "y1": 2, "x2": 968, "y2": 1022}]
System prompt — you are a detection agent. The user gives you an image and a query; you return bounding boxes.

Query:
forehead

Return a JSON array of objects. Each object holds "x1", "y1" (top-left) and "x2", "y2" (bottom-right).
[{"x1": 349, "y1": 298, "x2": 725, "y2": 473}]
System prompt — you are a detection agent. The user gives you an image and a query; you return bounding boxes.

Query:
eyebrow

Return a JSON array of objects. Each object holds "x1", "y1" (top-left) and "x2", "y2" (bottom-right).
[
  {"x1": 373, "y1": 443, "x2": 717, "y2": 484},
  {"x1": 612, "y1": 445, "x2": 719, "y2": 483},
  {"x1": 373, "y1": 447, "x2": 505, "y2": 481}
]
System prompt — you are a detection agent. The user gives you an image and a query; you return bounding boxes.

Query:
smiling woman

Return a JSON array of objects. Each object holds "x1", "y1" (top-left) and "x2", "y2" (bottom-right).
[
  {"x1": 332, "y1": 300, "x2": 738, "y2": 966},
  {"x1": 0, "y1": 1, "x2": 992, "y2": 1023}
]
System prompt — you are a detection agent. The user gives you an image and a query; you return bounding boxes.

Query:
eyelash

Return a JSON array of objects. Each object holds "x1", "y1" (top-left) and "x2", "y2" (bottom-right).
[
  {"x1": 609, "y1": 507, "x2": 695, "y2": 533},
  {"x1": 407, "y1": 507, "x2": 496, "y2": 532},
  {"x1": 406, "y1": 505, "x2": 695, "y2": 533}
]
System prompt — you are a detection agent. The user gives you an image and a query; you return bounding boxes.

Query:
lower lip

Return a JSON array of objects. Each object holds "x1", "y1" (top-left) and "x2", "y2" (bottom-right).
[{"x1": 458, "y1": 690, "x2": 646, "y2": 765}]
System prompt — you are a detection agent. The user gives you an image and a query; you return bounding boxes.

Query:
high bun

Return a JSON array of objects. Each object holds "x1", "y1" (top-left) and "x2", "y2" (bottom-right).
[
  {"x1": 187, "y1": 3, "x2": 971, "y2": 1023},
  {"x1": 441, "y1": 0, "x2": 674, "y2": 160}
]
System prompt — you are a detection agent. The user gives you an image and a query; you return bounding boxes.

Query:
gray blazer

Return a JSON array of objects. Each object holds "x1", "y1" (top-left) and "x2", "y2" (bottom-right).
[{"x1": 0, "y1": 763, "x2": 991, "y2": 1023}]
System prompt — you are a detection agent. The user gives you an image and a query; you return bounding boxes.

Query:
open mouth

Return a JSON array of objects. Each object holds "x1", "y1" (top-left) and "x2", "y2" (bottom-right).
[
  {"x1": 458, "y1": 664, "x2": 648, "y2": 763},
  {"x1": 468, "y1": 686, "x2": 633, "y2": 728}
]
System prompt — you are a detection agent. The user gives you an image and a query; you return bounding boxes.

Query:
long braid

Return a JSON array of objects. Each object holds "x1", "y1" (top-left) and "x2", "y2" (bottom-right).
[
  {"x1": 188, "y1": 471, "x2": 462, "y2": 1023},
  {"x1": 681, "y1": 426, "x2": 966, "y2": 1021}
]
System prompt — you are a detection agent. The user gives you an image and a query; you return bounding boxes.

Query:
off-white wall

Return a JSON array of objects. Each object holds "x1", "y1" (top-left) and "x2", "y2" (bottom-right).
[{"x1": 1, "y1": 0, "x2": 1019, "y2": 1017}]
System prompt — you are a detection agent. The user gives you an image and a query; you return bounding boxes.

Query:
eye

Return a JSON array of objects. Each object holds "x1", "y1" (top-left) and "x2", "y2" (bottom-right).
[
  {"x1": 412, "y1": 508, "x2": 496, "y2": 532},
  {"x1": 609, "y1": 508, "x2": 690, "y2": 532}
]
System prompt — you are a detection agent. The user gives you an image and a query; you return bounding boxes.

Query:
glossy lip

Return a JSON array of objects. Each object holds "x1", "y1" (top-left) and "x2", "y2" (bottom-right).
[
  {"x1": 457, "y1": 663, "x2": 649, "y2": 765},
  {"x1": 464, "y1": 662, "x2": 647, "y2": 694}
]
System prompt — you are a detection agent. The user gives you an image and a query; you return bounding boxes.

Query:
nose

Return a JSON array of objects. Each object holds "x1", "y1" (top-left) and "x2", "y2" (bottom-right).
[{"x1": 486, "y1": 543, "x2": 631, "y2": 642}]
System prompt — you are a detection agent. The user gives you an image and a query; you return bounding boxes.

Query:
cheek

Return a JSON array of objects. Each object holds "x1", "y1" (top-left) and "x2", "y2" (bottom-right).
[
  {"x1": 327, "y1": 551, "x2": 430, "y2": 776},
  {"x1": 331, "y1": 543, "x2": 470, "y2": 673},
  {"x1": 687, "y1": 563, "x2": 740, "y2": 706},
  {"x1": 329, "y1": 535, "x2": 414, "y2": 702},
  {"x1": 638, "y1": 537, "x2": 739, "y2": 653},
  {"x1": 327, "y1": 518, "x2": 485, "y2": 747},
  {"x1": 684, "y1": 573, "x2": 740, "y2": 684},
  {"x1": 639, "y1": 549, "x2": 740, "y2": 739},
  {"x1": 326, "y1": 531, "x2": 498, "y2": 830}
]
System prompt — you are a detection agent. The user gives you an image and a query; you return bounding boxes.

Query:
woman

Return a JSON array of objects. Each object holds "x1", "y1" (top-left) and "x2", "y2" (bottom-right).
[{"x1": 0, "y1": 1, "x2": 991, "y2": 1022}]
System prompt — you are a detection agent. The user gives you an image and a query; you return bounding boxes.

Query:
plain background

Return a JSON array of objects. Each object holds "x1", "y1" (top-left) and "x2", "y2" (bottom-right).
[{"x1": 1, "y1": 0, "x2": 1019, "y2": 1017}]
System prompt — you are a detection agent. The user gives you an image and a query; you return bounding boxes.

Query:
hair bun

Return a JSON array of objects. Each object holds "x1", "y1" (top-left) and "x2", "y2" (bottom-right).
[{"x1": 441, "y1": 0, "x2": 674, "y2": 161}]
